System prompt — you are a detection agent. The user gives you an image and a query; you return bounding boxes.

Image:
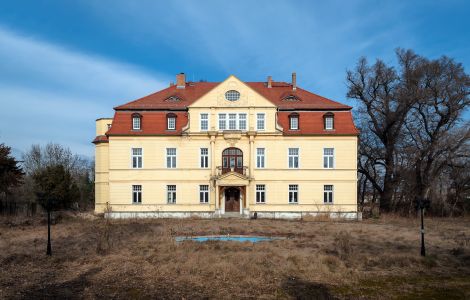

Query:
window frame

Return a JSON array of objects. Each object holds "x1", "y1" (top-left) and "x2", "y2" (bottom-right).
[
  {"x1": 167, "y1": 113, "x2": 176, "y2": 130},
  {"x1": 131, "y1": 147, "x2": 143, "y2": 169},
  {"x1": 256, "y1": 113, "x2": 265, "y2": 131},
  {"x1": 323, "y1": 112, "x2": 334, "y2": 130},
  {"x1": 288, "y1": 148, "x2": 300, "y2": 169},
  {"x1": 323, "y1": 148, "x2": 335, "y2": 169},
  {"x1": 132, "y1": 114, "x2": 141, "y2": 130},
  {"x1": 166, "y1": 148, "x2": 177, "y2": 168},
  {"x1": 217, "y1": 113, "x2": 249, "y2": 131},
  {"x1": 256, "y1": 147, "x2": 265, "y2": 169},
  {"x1": 289, "y1": 113, "x2": 299, "y2": 130},
  {"x1": 200, "y1": 148, "x2": 209, "y2": 168},
  {"x1": 256, "y1": 184, "x2": 266, "y2": 203},
  {"x1": 288, "y1": 184, "x2": 298, "y2": 204},
  {"x1": 200, "y1": 113, "x2": 209, "y2": 131},
  {"x1": 132, "y1": 185, "x2": 142, "y2": 204},
  {"x1": 199, "y1": 185, "x2": 209, "y2": 204},
  {"x1": 167, "y1": 185, "x2": 177, "y2": 204},
  {"x1": 324, "y1": 185, "x2": 334, "y2": 204}
]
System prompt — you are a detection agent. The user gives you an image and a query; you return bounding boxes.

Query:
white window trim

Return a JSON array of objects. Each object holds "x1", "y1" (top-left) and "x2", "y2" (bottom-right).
[
  {"x1": 200, "y1": 147, "x2": 209, "y2": 169},
  {"x1": 165, "y1": 147, "x2": 177, "y2": 168},
  {"x1": 199, "y1": 185, "x2": 210, "y2": 204},
  {"x1": 256, "y1": 184, "x2": 266, "y2": 204},
  {"x1": 132, "y1": 117, "x2": 141, "y2": 130},
  {"x1": 256, "y1": 147, "x2": 266, "y2": 169},
  {"x1": 200, "y1": 113, "x2": 209, "y2": 131},
  {"x1": 323, "y1": 147, "x2": 335, "y2": 169},
  {"x1": 130, "y1": 147, "x2": 143, "y2": 169},
  {"x1": 217, "y1": 112, "x2": 249, "y2": 131},
  {"x1": 132, "y1": 184, "x2": 142, "y2": 204},
  {"x1": 256, "y1": 113, "x2": 265, "y2": 131},
  {"x1": 167, "y1": 185, "x2": 177, "y2": 204},
  {"x1": 324, "y1": 185, "x2": 334, "y2": 204},
  {"x1": 325, "y1": 117, "x2": 334, "y2": 130},
  {"x1": 290, "y1": 116, "x2": 299, "y2": 130},
  {"x1": 288, "y1": 147, "x2": 300, "y2": 169},
  {"x1": 167, "y1": 116, "x2": 176, "y2": 130}
]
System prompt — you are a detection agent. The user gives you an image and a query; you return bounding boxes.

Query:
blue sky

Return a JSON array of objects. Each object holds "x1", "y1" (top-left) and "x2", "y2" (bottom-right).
[{"x1": 0, "y1": 0, "x2": 469, "y2": 158}]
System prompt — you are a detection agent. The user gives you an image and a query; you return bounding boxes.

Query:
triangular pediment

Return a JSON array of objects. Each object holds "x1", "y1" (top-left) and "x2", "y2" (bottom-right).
[
  {"x1": 189, "y1": 75, "x2": 276, "y2": 108},
  {"x1": 216, "y1": 171, "x2": 250, "y2": 186}
]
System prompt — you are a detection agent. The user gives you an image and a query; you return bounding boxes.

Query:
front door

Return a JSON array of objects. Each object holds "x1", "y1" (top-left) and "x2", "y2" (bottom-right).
[
  {"x1": 224, "y1": 187, "x2": 240, "y2": 212},
  {"x1": 222, "y1": 148, "x2": 243, "y2": 174}
]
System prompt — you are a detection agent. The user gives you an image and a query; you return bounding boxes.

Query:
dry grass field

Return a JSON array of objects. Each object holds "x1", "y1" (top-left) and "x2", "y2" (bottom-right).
[{"x1": 0, "y1": 214, "x2": 469, "y2": 299}]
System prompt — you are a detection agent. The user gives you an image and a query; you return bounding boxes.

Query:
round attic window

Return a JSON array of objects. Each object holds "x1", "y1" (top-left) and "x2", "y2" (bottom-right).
[{"x1": 225, "y1": 90, "x2": 240, "y2": 101}]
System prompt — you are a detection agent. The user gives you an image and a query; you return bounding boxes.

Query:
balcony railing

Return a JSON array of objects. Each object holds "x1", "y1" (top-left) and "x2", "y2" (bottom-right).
[{"x1": 215, "y1": 166, "x2": 249, "y2": 177}]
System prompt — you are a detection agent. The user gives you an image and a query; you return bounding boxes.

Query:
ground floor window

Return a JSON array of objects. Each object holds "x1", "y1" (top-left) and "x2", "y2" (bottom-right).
[
  {"x1": 200, "y1": 185, "x2": 209, "y2": 203},
  {"x1": 324, "y1": 185, "x2": 333, "y2": 203},
  {"x1": 132, "y1": 185, "x2": 142, "y2": 204},
  {"x1": 256, "y1": 185, "x2": 265, "y2": 203},
  {"x1": 167, "y1": 185, "x2": 176, "y2": 204},
  {"x1": 289, "y1": 185, "x2": 298, "y2": 203}
]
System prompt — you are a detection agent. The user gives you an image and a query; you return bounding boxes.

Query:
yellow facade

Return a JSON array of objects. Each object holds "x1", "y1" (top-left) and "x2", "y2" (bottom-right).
[{"x1": 95, "y1": 75, "x2": 358, "y2": 219}]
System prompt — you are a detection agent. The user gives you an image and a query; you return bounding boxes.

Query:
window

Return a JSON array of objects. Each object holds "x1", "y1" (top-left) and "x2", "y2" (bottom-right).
[
  {"x1": 107, "y1": 123, "x2": 112, "y2": 130},
  {"x1": 289, "y1": 114, "x2": 299, "y2": 130},
  {"x1": 288, "y1": 148, "x2": 299, "y2": 168},
  {"x1": 323, "y1": 148, "x2": 334, "y2": 168},
  {"x1": 167, "y1": 185, "x2": 176, "y2": 204},
  {"x1": 324, "y1": 113, "x2": 334, "y2": 130},
  {"x1": 200, "y1": 185, "x2": 209, "y2": 203},
  {"x1": 289, "y1": 185, "x2": 298, "y2": 203},
  {"x1": 218, "y1": 114, "x2": 226, "y2": 130},
  {"x1": 167, "y1": 114, "x2": 176, "y2": 130},
  {"x1": 257, "y1": 113, "x2": 265, "y2": 130},
  {"x1": 324, "y1": 185, "x2": 333, "y2": 204},
  {"x1": 229, "y1": 113, "x2": 237, "y2": 130},
  {"x1": 200, "y1": 113, "x2": 209, "y2": 131},
  {"x1": 132, "y1": 115, "x2": 141, "y2": 130},
  {"x1": 218, "y1": 113, "x2": 248, "y2": 130},
  {"x1": 132, "y1": 185, "x2": 142, "y2": 204},
  {"x1": 238, "y1": 113, "x2": 247, "y2": 130},
  {"x1": 256, "y1": 148, "x2": 265, "y2": 168},
  {"x1": 166, "y1": 148, "x2": 176, "y2": 168},
  {"x1": 200, "y1": 148, "x2": 209, "y2": 168},
  {"x1": 256, "y1": 185, "x2": 266, "y2": 203},
  {"x1": 225, "y1": 90, "x2": 240, "y2": 101},
  {"x1": 131, "y1": 148, "x2": 142, "y2": 169}
]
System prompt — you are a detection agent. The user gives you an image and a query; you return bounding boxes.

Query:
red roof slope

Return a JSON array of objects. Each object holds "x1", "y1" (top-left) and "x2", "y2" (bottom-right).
[
  {"x1": 277, "y1": 111, "x2": 359, "y2": 135},
  {"x1": 114, "y1": 81, "x2": 351, "y2": 110}
]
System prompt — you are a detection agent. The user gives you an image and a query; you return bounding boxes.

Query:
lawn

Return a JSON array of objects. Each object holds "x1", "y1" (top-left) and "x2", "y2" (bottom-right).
[{"x1": 0, "y1": 214, "x2": 469, "y2": 299}]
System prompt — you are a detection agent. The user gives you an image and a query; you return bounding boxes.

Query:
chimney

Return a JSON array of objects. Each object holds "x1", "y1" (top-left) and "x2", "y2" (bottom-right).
[
  {"x1": 267, "y1": 76, "x2": 272, "y2": 88},
  {"x1": 170, "y1": 82, "x2": 175, "y2": 87},
  {"x1": 292, "y1": 72, "x2": 297, "y2": 91},
  {"x1": 176, "y1": 73, "x2": 186, "y2": 89}
]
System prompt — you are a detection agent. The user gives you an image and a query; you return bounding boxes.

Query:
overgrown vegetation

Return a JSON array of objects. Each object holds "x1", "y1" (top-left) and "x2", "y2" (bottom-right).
[{"x1": 0, "y1": 216, "x2": 468, "y2": 299}]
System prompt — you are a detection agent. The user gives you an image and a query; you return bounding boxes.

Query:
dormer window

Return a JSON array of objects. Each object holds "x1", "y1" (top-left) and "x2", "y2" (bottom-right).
[
  {"x1": 283, "y1": 95, "x2": 300, "y2": 102},
  {"x1": 324, "y1": 112, "x2": 334, "y2": 130},
  {"x1": 165, "y1": 95, "x2": 181, "y2": 102},
  {"x1": 289, "y1": 113, "x2": 299, "y2": 130},
  {"x1": 167, "y1": 113, "x2": 176, "y2": 130},
  {"x1": 132, "y1": 113, "x2": 141, "y2": 130}
]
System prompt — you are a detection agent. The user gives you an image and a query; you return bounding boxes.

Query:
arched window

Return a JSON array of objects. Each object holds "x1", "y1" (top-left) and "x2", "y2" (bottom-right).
[
  {"x1": 323, "y1": 112, "x2": 334, "y2": 130},
  {"x1": 289, "y1": 113, "x2": 299, "y2": 130},
  {"x1": 222, "y1": 147, "x2": 243, "y2": 174},
  {"x1": 167, "y1": 113, "x2": 177, "y2": 130},
  {"x1": 132, "y1": 113, "x2": 142, "y2": 130}
]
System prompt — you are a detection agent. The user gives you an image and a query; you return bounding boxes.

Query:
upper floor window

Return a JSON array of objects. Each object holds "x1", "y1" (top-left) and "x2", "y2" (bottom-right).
[
  {"x1": 257, "y1": 113, "x2": 265, "y2": 131},
  {"x1": 167, "y1": 113, "x2": 176, "y2": 130},
  {"x1": 289, "y1": 185, "x2": 298, "y2": 204},
  {"x1": 132, "y1": 113, "x2": 141, "y2": 130},
  {"x1": 200, "y1": 185, "x2": 209, "y2": 203},
  {"x1": 225, "y1": 90, "x2": 240, "y2": 101},
  {"x1": 131, "y1": 148, "x2": 143, "y2": 169},
  {"x1": 288, "y1": 148, "x2": 299, "y2": 169},
  {"x1": 324, "y1": 185, "x2": 333, "y2": 204},
  {"x1": 218, "y1": 114, "x2": 226, "y2": 130},
  {"x1": 167, "y1": 185, "x2": 176, "y2": 204},
  {"x1": 132, "y1": 185, "x2": 142, "y2": 204},
  {"x1": 218, "y1": 113, "x2": 247, "y2": 131},
  {"x1": 289, "y1": 113, "x2": 299, "y2": 130},
  {"x1": 166, "y1": 148, "x2": 176, "y2": 168},
  {"x1": 323, "y1": 148, "x2": 334, "y2": 168},
  {"x1": 256, "y1": 185, "x2": 266, "y2": 203},
  {"x1": 200, "y1": 113, "x2": 209, "y2": 131},
  {"x1": 200, "y1": 148, "x2": 209, "y2": 168},
  {"x1": 324, "y1": 112, "x2": 334, "y2": 130},
  {"x1": 256, "y1": 148, "x2": 265, "y2": 168}
]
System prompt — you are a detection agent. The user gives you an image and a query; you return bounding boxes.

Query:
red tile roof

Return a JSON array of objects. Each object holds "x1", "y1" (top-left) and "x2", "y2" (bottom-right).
[
  {"x1": 92, "y1": 135, "x2": 109, "y2": 144},
  {"x1": 277, "y1": 111, "x2": 359, "y2": 135},
  {"x1": 114, "y1": 81, "x2": 351, "y2": 110}
]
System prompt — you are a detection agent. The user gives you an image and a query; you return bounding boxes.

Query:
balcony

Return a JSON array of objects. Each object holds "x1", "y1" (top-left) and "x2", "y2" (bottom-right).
[{"x1": 215, "y1": 166, "x2": 249, "y2": 177}]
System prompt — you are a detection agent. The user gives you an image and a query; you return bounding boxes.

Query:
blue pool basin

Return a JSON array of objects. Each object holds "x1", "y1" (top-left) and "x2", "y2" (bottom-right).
[{"x1": 175, "y1": 235, "x2": 283, "y2": 243}]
